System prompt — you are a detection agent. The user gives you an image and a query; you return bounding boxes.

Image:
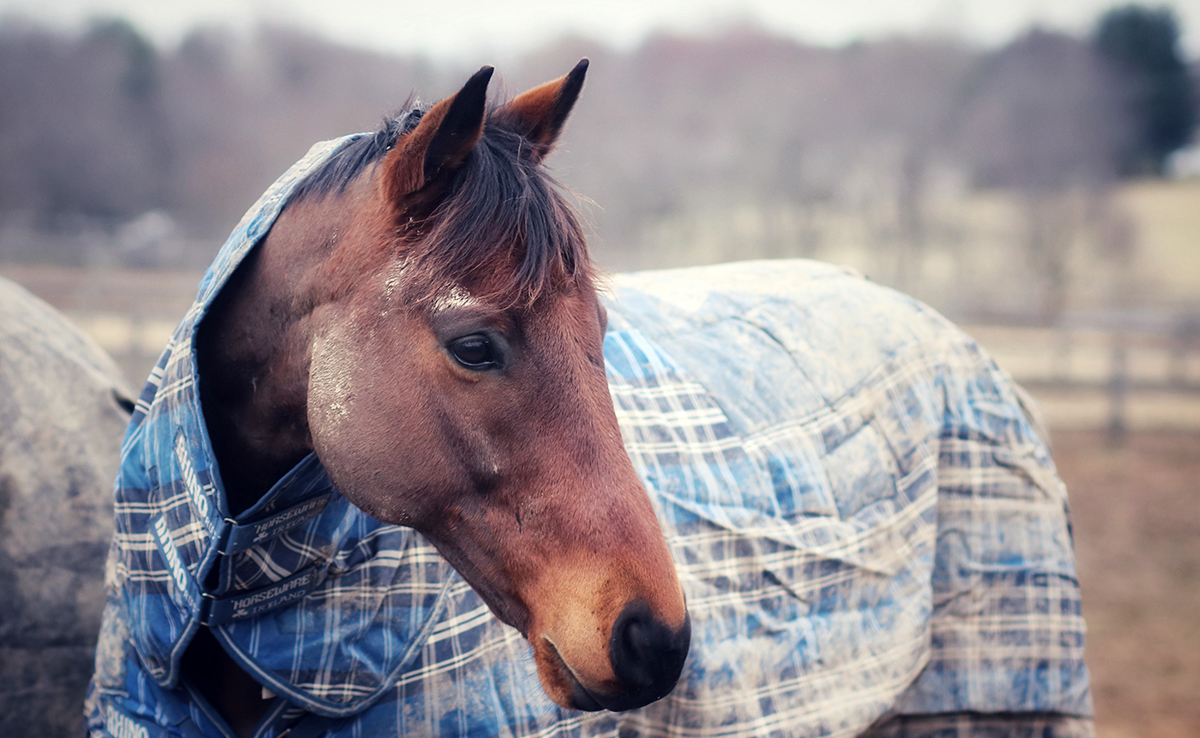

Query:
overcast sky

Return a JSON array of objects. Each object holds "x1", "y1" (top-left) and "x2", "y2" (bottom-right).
[{"x1": 3, "y1": 0, "x2": 1200, "y2": 60}]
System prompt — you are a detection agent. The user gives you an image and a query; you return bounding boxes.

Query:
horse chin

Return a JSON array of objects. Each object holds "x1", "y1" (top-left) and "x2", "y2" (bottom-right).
[
  {"x1": 440, "y1": 561, "x2": 662, "y2": 712},
  {"x1": 535, "y1": 635, "x2": 606, "y2": 712},
  {"x1": 533, "y1": 634, "x2": 667, "y2": 713},
  {"x1": 472, "y1": 587, "x2": 614, "y2": 712}
]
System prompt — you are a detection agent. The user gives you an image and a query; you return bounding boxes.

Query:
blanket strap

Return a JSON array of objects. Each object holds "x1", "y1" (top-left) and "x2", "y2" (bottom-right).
[
  {"x1": 222, "y1": 493, "x2": 333, "y2": 554},
  {"x1": 200, "y1": 564, "x2": 325, "y2": 626},
  {"x1": 196, "y1": 492, "x2": 335, "y2": 626}
]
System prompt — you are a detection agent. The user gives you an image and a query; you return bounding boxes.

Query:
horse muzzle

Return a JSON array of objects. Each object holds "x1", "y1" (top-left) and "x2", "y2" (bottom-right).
[
  {"x1": 588, "y1": 601, "x2": 691, "y2": 711},
  {"x1": 540, "y1": 599, "x2": 691, "y2": 713}
]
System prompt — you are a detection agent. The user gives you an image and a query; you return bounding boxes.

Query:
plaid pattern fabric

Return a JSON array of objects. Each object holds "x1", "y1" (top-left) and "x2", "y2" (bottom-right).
[
  {"x1": 87, "y1": 140, "x2": 1091, "y2": 738},
  {"x1": 861, "y1": 713, "x2": 1097, "y2": 737},
  {"x1": 88, "y1": 134, "x2": 462, "y2": 718}
]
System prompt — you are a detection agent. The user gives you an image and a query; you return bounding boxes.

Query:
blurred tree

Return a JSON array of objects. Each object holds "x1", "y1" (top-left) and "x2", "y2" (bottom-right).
[
  {"x1": 0, "y1": 12, "x2": 1171, "y2": 303},
  {"x1": 0, "y1": 18, "x2": 170, "y2": 236},
  {"x1": 950, "y1": 30, "x2": 1129, "y2": 190},
  {"x1": 87, "y1": 18, "x2": 159, "y2": 101},
  {"x1": 1093, "y1": 5, "x2": 1197, "y2": 176},
  {"x1": 947, "y1": 30, "x2": 1131, "y2": 322}
]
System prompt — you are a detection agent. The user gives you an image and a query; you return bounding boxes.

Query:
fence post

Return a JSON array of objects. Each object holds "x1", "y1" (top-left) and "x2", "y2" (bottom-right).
[
  {"x1": 1169, "y1": 331, "x2": 1188, "y2": 388},
  {"x1": 1054, "y1": 325, "x2": 1072, "y2": 382},
  {"x1": 1107, "y1": 332, "x2": 1128, "y2": 447}
]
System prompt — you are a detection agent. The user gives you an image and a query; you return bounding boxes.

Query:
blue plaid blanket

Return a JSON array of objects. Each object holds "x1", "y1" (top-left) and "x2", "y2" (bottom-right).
[{"x1": 87, "y1": 137, "x2": 1092, "y2": 737}]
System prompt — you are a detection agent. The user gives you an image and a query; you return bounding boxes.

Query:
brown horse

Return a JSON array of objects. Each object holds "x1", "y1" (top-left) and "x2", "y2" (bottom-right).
[{"x1": 182, "y1": 62, "x2": 689, "y2": 734}]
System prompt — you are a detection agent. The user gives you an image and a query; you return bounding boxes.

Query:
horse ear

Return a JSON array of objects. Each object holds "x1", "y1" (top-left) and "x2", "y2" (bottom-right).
[
  {"x1": 494, "y1": 58, "x2": 588, "y2": 162},
  {"x1": 383, "y1": 65, "x2": 493, "y2": 210}
]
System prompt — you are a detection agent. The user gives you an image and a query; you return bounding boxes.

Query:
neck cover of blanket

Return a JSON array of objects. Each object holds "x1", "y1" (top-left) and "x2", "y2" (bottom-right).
[
  {"x1": 90, "y1": 134, "x2": 464, "y2": 716},
  {"x1": 89, "y1": 138, "x2": 1092, "y2": 738}
]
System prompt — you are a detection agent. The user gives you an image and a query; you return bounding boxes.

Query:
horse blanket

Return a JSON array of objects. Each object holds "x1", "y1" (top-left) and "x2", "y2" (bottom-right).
[
  {"x1": 0, "y1": 277, "x2": 131, "y2": 738},
  {"x1": 87, "y1": 136, "x2": 1093, "y2": 737}
]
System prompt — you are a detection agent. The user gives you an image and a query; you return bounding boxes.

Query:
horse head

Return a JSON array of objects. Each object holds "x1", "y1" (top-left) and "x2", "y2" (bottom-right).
[{"x1": 258, "y1": 62, "x2": 689, "y2": 712}]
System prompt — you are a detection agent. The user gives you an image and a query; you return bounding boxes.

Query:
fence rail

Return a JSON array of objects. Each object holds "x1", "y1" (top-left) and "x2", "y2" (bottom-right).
[{"x1": 968, "y1": 311, "x2": 1200, "y2": 439}]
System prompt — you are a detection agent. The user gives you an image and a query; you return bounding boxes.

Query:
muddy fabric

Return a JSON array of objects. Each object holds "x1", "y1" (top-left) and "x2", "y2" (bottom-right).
[
  {"x1": 87, "y1": 137, "x2": 1093, "y2": 738},
  {"x1": 0, "y1": 276, "x2": 131, "y2": 737},
  {"x1": 86, "y1": 136, "x2": 463, "y2": 736}
]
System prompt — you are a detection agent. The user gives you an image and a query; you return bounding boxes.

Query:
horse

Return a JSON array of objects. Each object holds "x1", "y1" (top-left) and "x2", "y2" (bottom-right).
[
  {"x1": 87, "y1": 63, "x2": 1094, "y2": 738},
  {"x1": 0, "y1": 276, "x2": 131, "y2": 738}
]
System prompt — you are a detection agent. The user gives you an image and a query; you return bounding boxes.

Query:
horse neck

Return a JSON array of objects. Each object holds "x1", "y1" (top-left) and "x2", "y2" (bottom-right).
[{"x1": 196, "y1": 192, "x2": 362, "y2": 516}]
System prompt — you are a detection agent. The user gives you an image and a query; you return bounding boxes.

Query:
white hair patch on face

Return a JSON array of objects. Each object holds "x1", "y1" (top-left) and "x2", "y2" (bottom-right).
[
  {"x1": 309, "y1": 327, "x2": 355, "y2": 432},
  {"x1": 382, "y1": 260, "x2": 406, "y2": 300},
  {"x1": 383, "y1": 275, "x2": 402, "y2": 299},
  {"x1": 432, "y1": 284, "x2": 479, "y2": 313},
  {"x1": 380, "y1": 260, "x2": 407, "y2": 318}
]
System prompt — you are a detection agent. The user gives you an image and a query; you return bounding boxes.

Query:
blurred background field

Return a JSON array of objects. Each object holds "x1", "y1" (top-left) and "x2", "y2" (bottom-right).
[{"x1": 1, "y1": 1, "x2": 1198, "y2": 735}]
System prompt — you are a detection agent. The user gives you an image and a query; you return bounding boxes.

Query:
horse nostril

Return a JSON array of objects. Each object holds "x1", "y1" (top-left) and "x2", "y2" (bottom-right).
[{"x1": 610, "y1": 600, "x2": 691, "y2": 702}]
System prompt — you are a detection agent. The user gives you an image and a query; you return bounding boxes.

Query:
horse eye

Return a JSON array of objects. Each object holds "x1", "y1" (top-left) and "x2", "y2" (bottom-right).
[{"x1": 448, "y1": 334, "x2": 498, "y2": 370}]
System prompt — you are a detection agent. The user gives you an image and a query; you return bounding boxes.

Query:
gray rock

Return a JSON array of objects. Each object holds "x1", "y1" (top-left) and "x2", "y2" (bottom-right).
[{"x1": 0, "y1": 276, "x2": 132, "y2": 737}]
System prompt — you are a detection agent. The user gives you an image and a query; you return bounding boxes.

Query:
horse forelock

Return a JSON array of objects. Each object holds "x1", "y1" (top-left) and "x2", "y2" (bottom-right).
[
  {"x1": 287, "y1": 103, "x2": 595, "y2": 310},
  {"x1": 405, "y1": 123, "x2": 595, "y2": 308}
]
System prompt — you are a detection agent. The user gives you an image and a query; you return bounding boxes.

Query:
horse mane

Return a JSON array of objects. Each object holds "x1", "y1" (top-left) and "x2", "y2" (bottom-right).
[
  {"x1": 287, "y1": 101, "x2": 594, "y2": 307},
  {"x1": 287, "y1": 105, "x2": 422, "y2": 204}
]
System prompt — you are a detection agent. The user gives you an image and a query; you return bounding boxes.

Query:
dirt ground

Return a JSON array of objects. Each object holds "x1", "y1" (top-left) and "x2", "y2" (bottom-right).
[{"x1": 1051, "y1": 431, "x2": 1200, "y2": 738}]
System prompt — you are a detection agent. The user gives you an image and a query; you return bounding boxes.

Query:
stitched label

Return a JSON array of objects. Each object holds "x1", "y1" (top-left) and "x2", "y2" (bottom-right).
[
  {"x1": 223, "y1": 494, "x2": 332, "y2": 554},
  {"x1": 204, "y1": 566, "x2": 323, "y2": 625},
  {"x1": 174, "y1": 430, "x2": 217, "y2": 536},
  {"x1": 103, "y1": 704, "x2": 152, "y2": 738},
  {"x1": 150, "y1": 514, "x2": 196, "y2": 612}
]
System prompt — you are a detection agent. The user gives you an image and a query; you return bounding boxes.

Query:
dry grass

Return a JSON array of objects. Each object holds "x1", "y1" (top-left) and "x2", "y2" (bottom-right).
[{"x1": 1053, "y1": 431, "x2": 1200, "y2": 738}]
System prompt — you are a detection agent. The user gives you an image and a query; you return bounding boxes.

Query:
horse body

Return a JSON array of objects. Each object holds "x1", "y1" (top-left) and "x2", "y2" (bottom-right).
[
  {"x1": 87, "y1": 65, "x2": 1092, "y2": 737},
  {"x1": 0, "y1": 278, "x2": 131, "y2": 738}
]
